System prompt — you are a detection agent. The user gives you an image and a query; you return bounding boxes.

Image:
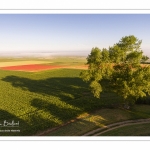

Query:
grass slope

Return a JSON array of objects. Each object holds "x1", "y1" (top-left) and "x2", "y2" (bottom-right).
[
  {"x1": 46, "y1": 105, "x2": 150, "y2": 136},
  {"x1": 100, "y1": 122, "x2": 150, "y2": 136}
]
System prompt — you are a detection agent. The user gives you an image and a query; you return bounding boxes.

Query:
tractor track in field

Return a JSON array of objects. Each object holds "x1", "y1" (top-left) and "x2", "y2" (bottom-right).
[{"x1": 82, "y1": 118, "x2": 150, "y2": 136}]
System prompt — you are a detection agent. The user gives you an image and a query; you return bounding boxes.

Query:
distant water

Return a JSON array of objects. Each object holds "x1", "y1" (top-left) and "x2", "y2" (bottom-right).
[{"x1": 0, "y1": 51, "x2": 90, "y2": 57}]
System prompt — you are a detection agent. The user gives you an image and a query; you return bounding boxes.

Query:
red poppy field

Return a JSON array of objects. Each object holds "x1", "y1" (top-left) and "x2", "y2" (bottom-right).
[
  {"x1": 1, "y1": 62, "x2": 147, "y2": 72},
  {"x1": 0, "y1": 64, "x2": 65, "y2": 72},
  {"x1": 0, "y1": 64, "x2": 88, "y2": 72}
]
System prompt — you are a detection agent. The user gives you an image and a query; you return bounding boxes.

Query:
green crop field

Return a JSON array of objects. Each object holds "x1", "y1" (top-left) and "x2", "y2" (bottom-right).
[
  {"x1": 0, "y1": 68, "x2": 84, "y2": 135},
  {"x1": 0, "y1": 65, "x2": 125, "y2": 136},
  {"x1": 0, "y1": 65, "x2": 100, "y2": 135},
  {"x1": 0, "y1": 57, "x2": 150, "y2": 136}
]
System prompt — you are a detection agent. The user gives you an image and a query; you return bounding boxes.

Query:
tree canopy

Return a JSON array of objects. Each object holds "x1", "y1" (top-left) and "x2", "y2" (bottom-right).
[{"x1": 80, "y1": 35, "x2": 150, "y2": 105}]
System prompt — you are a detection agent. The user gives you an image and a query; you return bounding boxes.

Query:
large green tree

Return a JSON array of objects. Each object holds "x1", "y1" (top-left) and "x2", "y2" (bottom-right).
[{"x1": 80, "y1": 35, "x2": 150, "y2": 106}]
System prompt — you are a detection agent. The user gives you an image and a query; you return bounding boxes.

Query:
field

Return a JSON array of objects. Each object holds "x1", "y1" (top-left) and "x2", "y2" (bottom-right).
[
  {"x1": 0, "y1": 57, "x2": 93, "y2": 135},
  {"x1": 0, "y1": 57, "x2": 150, "y2": 136},
  {"x1": 0, "y1": 57, "x2": 88, "y2": 72}
]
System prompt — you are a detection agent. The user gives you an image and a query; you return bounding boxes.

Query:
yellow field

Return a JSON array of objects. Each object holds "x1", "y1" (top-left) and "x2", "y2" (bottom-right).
[{"x1": 0, "y1": 61, "x2": 52, "y2": 67}]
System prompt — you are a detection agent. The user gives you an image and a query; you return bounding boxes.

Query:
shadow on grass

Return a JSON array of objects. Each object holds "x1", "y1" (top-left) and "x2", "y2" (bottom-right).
[
  {"x1": 1, "y1": 75, "x2": 123, "y2": 135},
  {"x1": 31, "y1": 98, "x2": 82, "y2": 122},
  {"x1": 0, "y1": 108, "x2": 61, "y2": 136},
  {"x1": 2, "y1": 75, "x2": 99, "y2": 111},
  {"x1": 1, "y1": 75, "x2": 102, "y2": 135}
]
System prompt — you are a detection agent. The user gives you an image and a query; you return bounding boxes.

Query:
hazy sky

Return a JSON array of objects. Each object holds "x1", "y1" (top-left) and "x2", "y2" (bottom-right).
[{"x1": 0, "y1": 14, "x2": 150, "y2": 57}]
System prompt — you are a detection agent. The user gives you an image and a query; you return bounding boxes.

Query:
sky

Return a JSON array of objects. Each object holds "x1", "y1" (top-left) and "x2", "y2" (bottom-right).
[{"x1": 0, "y1": 14, "x2": 150, "y2": 57}]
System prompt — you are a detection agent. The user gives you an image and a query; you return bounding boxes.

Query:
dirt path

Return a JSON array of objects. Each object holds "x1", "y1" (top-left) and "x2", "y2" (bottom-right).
[
  {"x1": 34, "y1": 118, "x2": 150, "y2": 136},
  {"x1": 82, "y1": 118, "x2": 150, "y2": 136}
]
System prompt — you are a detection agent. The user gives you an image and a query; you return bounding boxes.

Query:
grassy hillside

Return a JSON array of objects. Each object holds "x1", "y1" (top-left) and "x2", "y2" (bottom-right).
[
  {"x1": 100, "y1": 122, "x2": 150, "y2": 136},
  {"x1": 46, "y1": 105, "x2": 150, "y2": 136}
]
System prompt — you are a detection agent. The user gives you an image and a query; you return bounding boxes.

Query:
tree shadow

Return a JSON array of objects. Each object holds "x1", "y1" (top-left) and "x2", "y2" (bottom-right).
[
  {"x1": 2, "y1": 75, "x2": 127, "y2": 135},
  {"x1": 1, "y1": 75, "x2": 103, "y2": 135},
  {"x1": 2, "y1": 75, "x2": 97, "y2": 111},
  {"x1": 31, "y1": 98, "x2": 82, "y2": 122}
]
